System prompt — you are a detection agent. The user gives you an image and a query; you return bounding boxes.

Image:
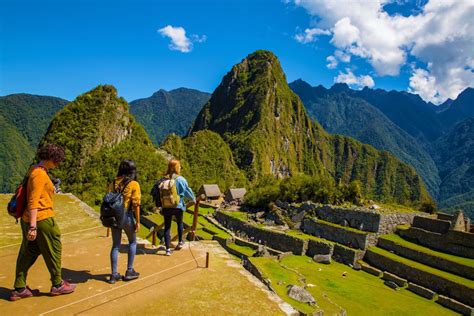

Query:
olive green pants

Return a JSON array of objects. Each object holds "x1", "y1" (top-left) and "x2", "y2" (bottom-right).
[{"x1": 14, "y1": 217, "x2": 62, "y2": 288}]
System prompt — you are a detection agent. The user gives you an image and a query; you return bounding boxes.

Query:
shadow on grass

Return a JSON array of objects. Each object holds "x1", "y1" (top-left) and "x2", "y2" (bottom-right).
[{"x1": 62, "y1": 268, "x2": 109, "y2": 284}]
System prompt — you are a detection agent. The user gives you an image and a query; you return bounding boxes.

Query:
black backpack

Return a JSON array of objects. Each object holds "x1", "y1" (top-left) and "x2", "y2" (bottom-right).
[
  {"x1": 100, "y1": 179, "x2": 132, "y2": 228},
  {"x1": 150, "y1": 177, "x2": 167, "y2": 208}
]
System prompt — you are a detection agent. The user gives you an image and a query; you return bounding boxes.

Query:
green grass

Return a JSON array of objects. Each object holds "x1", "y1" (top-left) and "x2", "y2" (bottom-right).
[
  {"x1": 314, "y1": 218, "x2": 369, "y2": 235},
  {"x1": 380, "y1": 234, "x2": 474, "y2": 268},
  {"x1": 221, "y1": 210, "x2": 249, "y2": 221},
  {"x1": 251, "y1": 255, "x2": 456, "y2": 316},
  {"x1": 285, "y1": 229, "x2": 335, "y2": 244},
  {"x1": 227, "y1": 242, "x2": 256, "y2": 257},
  {"x1": 368, "y1": 247, "x2": 474, "y2": 288}
]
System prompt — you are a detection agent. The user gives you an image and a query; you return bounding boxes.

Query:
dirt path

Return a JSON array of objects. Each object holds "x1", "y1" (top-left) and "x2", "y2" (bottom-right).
[{"x1": 0, "y1": 195, "x2": 288, "y2": 315}]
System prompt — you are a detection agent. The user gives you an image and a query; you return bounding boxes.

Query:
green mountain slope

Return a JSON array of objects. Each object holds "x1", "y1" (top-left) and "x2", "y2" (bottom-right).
[
  {"x1": 0, "y1": 115, "x2": 35, "y2": 192},
  {"x1": 162, "y1": 130, "x2": 248, "y2": 192},
  {"x1": 353, "y1": 87, "x2": 444, "y2": 143},
  {"x1": 0, "y1": 94, "x2": 68, "y2": 148},
  {"x1": 0, "y1": 93, "x2": 68, "y2": 192},
  {"x1": 289, "y1": 79, "x2": 440, "y2": 198},
  {"x1": 438, "y1": 88, "x2": 474, "y2": 130},
  {"x1": 130, "y1": 88, "x2": 210, "y2": 145},
  {"x1": 191, "y1": 50, "x2": 432, "y2": 206},
  {"x1": 39, "y1": 85, "x2": 167, "y2": 211},
  {"x1": 434, "y1": 117, "x2": 474, "y2": 219}
]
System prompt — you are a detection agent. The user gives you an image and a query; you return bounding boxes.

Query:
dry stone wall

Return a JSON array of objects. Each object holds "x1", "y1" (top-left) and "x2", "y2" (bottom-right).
[
  {"x1": 215, "y1": 212, "x2": 308, "y2": 255},
  {"x1": 302, "y1": 218, "x2": 369, "y2": 249},
  {"x1": 399, "y1": 227, "x2": 474, "y2": 259},
  {"x1": 365, "y1": 249, "x2": 474, "y2": 306},
  {"x1": 412, "y1": 216, "x2": 451, "y2": 234},
  {"x1": 378, "y1": 238, "x2": 474, "y2": 279}
]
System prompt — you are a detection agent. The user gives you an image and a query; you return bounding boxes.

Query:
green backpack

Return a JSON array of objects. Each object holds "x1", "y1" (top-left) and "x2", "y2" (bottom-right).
[{"x1": 159, "y1": 174, "x2": 180, "y2": 208}]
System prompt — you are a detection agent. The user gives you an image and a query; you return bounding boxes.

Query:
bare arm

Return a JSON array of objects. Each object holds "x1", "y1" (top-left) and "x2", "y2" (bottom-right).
[{"x1": 27, "y1": 208, "x2": 38, "y2": 241}]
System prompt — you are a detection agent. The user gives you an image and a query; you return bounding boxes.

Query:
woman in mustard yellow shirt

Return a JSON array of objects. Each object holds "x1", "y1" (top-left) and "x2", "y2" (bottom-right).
[
  {"x1": 11, "y1": 144, "x2": 76, "y2": 301},
  {"x1": 108, "y1": 159, "x2": 141, "y2": 284}
]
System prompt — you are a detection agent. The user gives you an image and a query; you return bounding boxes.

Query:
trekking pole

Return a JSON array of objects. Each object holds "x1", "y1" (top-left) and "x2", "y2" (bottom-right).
[{"x1": 106, "y1": 228, "x2": 110, "y2": 237}]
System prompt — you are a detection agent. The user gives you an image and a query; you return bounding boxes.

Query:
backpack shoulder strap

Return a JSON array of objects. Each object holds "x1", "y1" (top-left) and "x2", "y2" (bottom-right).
[{"x1": 120, "y1": 178, "x2": 133, "y2": 193}]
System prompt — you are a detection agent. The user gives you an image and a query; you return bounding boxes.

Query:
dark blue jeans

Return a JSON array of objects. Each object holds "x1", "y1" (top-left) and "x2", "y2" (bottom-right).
[
  {"x1": 162, "y1": 208, "x2": 183, "y2": 249},
  {"x1": 110, "y1": 212, "x2": 136, "y2": 274}
]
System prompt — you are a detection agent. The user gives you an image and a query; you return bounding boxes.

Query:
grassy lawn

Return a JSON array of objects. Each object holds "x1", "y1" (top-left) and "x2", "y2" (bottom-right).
[
  {"x1": 251, "y1": 255, "x2": 456, "y2": 316},
  {"x1": 314, "y1": 218, "x2": 369, "y2": 235},
  {"x1": 286, "y1": 229, "x2": 334, "y2": 244},
  {"x1": 227, "y1": 242, "x2": 256, "y2": 257},
  {"x1": 380, "y1": 234, "x2": 474, "y2": 268},
  {"x1": 0, "y1": 194, "x2": 100, "y2": 247},
  {"x1": 368, "y1": 247, "x2": 474, "y2": 288},
  {"x1": 221, "y1": 210, "x2": 249, "y2": 221}
]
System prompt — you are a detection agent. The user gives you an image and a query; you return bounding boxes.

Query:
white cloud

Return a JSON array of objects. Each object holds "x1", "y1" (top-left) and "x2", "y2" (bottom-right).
[
  {"x1": 408, "y1": 67, "x2": 440, "y2": 103},
  {"x1": 326, "y1": 55, "x2": 338, "y2": 69},
  {"x1": 158, "y1": 25, "x2": 206, "y2": 53},
  {"x1": 331, "y1": 18, "x2": 360, "y2": 48},
  {"x1": 295, "y1": 27, "x2": 331, "y2": 43},
  {"x1": 335, "y1": 69, "x2": 375, "y2": 89},
  {"x1": 335, "y1": 50, "x2": 351, "y2": 63},
  {"x1": 291, "y1": 0, "x2": 474, "y2": 103}
]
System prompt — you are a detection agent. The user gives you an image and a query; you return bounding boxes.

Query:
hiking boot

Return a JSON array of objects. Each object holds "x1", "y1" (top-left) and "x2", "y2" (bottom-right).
[
  {"x1": 123, "y1": 269, "x2": 140, "y2": 281},
  {"x1": 166, "y1": 248, "x2": 172, "y2": 256},
  {"x1": 50, "y1": 280, "x2": 77, "y2": 296},
  {"x1": 9, "y1": 286, "x2": 38, "y2": 301},
  {"x1": 175, "y1": 241, "x2": 185, "y2": 250},
  {"x1": 107, "y1": 273, "x2": 122, "y2": 284}
]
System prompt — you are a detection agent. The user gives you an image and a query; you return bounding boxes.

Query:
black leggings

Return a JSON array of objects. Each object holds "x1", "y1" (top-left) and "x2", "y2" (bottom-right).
[{"x1": 163, "y1": 208, "x2": 183, "y2": 249}]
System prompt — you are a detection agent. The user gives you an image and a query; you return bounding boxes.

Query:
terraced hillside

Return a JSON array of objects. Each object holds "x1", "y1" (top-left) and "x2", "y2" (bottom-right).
[{"x1": 210, "y1": 205, "x2": 461, "y2": 315}]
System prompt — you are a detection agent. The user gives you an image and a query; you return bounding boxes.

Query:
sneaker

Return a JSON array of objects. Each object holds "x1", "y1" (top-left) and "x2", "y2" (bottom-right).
[
  {"x1": 107, "y1": 273, "x2": 122, "y2": 284},
  {"x1": 9, "y1": 286, "x2": 38, "y2": 301},
  {"x1": 50, "y1": 280, "x2": 77, "y2": 296},
  {"x1": 175, "y1": 241, "x2": 185, "y2": 250},
  {"x1": 166, "y1": 249, "x2": 172, "y2": 256},
  {"x1": 123, "y1": 269, "x2": 140, "y2": 281}
]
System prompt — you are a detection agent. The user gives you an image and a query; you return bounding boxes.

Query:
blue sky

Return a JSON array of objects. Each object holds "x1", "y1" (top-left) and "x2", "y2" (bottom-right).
[{"x1": 1, "y1": 0, "x2": 472, "y2": 103}]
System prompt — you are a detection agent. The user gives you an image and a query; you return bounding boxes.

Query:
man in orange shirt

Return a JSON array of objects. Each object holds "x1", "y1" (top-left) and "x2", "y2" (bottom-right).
[{"x1": 10, "y1": 143, "x2": 77, "y2": 301}]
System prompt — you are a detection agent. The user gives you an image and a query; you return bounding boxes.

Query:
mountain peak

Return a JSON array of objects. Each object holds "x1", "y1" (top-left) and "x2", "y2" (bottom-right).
[{"x1": 330, "y1": 83, "x2": 350, "y2": 93}]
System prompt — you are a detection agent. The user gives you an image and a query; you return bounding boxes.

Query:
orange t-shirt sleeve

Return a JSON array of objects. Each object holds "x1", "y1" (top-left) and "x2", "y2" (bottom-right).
[{"x1": 27, "y1": 168, "x2": 47, "y2": 210}]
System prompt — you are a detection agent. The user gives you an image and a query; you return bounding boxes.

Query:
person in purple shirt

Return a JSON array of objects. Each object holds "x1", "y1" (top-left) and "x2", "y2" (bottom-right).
[{"x1": 161, "y1": 159, "x2": 195, "y2": 256}]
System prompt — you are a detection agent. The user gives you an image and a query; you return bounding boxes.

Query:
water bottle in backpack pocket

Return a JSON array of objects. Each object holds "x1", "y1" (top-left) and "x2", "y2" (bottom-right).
[{"x1": 100, "y1": 180, "x2": 131, "y2": 229}]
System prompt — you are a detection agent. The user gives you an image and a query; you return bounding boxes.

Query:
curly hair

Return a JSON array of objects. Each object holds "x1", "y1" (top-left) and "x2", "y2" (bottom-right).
[{"x1": 37, "y1": 143, "x2": 65, "y2": 164}]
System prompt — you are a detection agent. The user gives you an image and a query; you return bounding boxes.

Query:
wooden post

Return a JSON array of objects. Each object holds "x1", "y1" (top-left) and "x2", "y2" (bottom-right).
[
  {"x1": 205, "y1": 252, "x2": 210, "y2": 268},
  {"x1": 191, "y1": 199, "x2": 200, "y2": 241}
]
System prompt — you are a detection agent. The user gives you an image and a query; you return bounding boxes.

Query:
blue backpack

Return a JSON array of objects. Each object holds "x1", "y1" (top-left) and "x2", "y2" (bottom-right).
[{"x1": 100, "y1": 179, "x2": 131, "y2": 228}]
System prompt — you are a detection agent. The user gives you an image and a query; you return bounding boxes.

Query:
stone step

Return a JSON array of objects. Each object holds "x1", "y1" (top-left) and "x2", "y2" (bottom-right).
[
  {"x1": 378, "y1": 234, "x2": 474, "y2": 279},
  {"x1": 365, "y1": 246, "x2": 474, "y2": 307},
  {"x1": 302, "y1": 218, "x2": 371, "y2": 249},
  {"x1": 397, "y1": 226, "x2": 474, "y2": 258}
]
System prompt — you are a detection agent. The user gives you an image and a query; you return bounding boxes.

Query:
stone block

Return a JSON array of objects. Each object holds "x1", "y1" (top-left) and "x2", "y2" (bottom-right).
[
  {"x1": 361, "y1": 264, "x2": 382, "y2": 277},
  {"x1": 382, "y1": 271, "x2": 407, "y2": 287},
  {"x1": 313, "y1": 254, "x2": 331, "y2": 264},
  {"x1": 384, "y1": 280, "x2": 399, "y2": 290},
  {"x1": 408, "y1": 282, "x2": 436, "y2": 300},
  {"x1": 437, "y1": 295, "x2": 474, "y2": 316}
]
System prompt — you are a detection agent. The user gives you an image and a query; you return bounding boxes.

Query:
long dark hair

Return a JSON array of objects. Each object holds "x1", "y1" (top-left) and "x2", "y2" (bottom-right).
[{"x1": 117, "y1": 159, "x2": 137, "y2": 182}]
